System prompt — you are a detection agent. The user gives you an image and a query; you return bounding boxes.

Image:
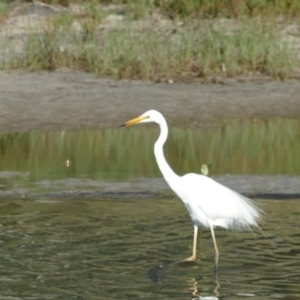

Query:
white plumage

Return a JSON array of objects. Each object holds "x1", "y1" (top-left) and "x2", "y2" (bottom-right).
[
  {"x1": 120, "y1": 110, "x2": 263, "y2": 264},
  {"x1": 180, "y1": 174, "x2": 260, "y2": 229}
]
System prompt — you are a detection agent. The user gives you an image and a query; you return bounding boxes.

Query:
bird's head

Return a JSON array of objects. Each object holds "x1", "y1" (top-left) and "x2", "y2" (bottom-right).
[{"x1": 118, "y1": 110, "x2": 163, "y2": 127}]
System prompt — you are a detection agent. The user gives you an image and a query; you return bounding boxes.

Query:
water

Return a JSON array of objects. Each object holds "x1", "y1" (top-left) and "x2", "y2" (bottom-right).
[
  {"x1": 0, "y1": 118, "x2": 299, "y2": 298},
  {"x1": 0, "y1": 118, "x2": 299, "y2": 188},
  {"x1": 0, "y1": 197, "x2": 299, "y2": 299}
]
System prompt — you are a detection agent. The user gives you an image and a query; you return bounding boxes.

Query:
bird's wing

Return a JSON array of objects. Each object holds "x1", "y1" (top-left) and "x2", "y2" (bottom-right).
[{"x1": 180, "y1": 173, "x2": 261, "y2": 230}]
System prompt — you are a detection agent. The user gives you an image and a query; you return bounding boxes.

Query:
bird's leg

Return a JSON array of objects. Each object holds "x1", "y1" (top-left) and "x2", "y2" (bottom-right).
[
  {"x1": 175, "y1": 225, "x2": 199, "y2": 263},
  {"x1": 147, "y1": 226, "x2": 199, "y2": 278},
  {"x1": 209, "y1": 224, "x2": 219, "y2": 270}
]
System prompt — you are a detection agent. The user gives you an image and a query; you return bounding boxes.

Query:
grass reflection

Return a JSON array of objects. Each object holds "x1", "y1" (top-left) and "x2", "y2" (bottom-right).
[{"x1": 0, "y1": 118, "x2": 299, "y2": 183}]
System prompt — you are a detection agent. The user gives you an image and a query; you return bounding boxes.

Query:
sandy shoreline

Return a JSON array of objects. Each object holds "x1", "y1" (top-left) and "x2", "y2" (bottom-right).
[{"x1": 1, "y1": 70, "x2": 300, "y2": 134}]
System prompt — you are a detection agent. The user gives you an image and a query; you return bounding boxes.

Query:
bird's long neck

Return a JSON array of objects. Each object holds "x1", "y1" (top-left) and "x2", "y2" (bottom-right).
[{"x1": 154, "y1": 118, "x2": 179, "y2": 188}]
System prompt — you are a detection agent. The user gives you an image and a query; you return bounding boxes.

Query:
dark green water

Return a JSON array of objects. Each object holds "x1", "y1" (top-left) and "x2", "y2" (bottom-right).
[
  {"x1": 0, "y1": 118, "x2": 299, "y2": 298},
  {"x1": 0, "y1": 197, "x2": 299, "y2": 299},
  {"x1": 0, "y1": 118, "x2": 299, "y2": 187}
]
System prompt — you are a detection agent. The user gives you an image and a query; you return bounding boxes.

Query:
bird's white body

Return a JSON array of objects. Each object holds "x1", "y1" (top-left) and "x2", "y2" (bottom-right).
[
  {"x1": 122, "y1": 109, "x2": 262, "y2": 263},
  {"x1": 149, "y1": 109, "x2": 261, "y2": 232},
  {"x1": 173, "y1": 173, "x2": 259, "y2": 230}
]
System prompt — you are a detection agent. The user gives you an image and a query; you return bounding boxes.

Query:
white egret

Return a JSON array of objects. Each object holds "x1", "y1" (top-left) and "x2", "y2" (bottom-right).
[{"x1": 119, "y1": 110, "x2": 263, "y2": 265}]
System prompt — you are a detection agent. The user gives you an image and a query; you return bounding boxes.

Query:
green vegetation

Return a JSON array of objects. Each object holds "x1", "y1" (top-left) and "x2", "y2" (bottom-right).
[
  {"x1": 151, "y1": 0, "x2": 300, "y2": 18},
  {"x1": 17, "y1": 0, "x2": 300, "y2": 19},
  {"x1": 0, "y1": 0, "x2": 299, "y2": 81}
]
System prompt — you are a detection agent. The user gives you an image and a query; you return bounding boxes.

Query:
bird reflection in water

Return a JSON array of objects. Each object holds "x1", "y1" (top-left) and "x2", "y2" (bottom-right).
[{"x1": 147, "y1": 263, "x2": 220, "y2": 299}]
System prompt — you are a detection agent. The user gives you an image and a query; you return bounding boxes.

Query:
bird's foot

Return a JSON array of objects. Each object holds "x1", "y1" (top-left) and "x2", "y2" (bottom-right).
[{"x1": 174, "y1": 255, "x2": 197, "y2": 264}]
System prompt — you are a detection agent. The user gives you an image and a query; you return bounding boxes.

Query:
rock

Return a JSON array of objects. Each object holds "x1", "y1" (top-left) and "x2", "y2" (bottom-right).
[
  {"x1": 9, "y1": 1, "x2": 66, "y2": 18},
  {"x1": 99, "y1": 14, "x2": 125, "y2": 30}
]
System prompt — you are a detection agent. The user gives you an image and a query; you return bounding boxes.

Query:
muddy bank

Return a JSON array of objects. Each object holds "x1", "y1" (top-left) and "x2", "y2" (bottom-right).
[
  {"x1": 34, "y1": 175, "x2": 300, "y2": 200},
  {"x1": 0, "y1": 70, "x2": 300, "y2": 134},
  {"x1": 0, "y1": 172, "x2": 299, "y2": 200}
]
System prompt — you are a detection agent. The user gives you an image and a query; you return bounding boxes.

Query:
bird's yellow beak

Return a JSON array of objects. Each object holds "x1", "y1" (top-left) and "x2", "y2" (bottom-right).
[{"x1": 118, "y1": 115, "x2": 148, "y2": 127}]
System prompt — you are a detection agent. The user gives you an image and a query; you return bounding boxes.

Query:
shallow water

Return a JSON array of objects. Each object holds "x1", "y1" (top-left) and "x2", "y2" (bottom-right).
[
  {"x1": 0, "y1": 197, "x2": 299, "y2": 299},
  {"x1": 0, "y1": 118, "x2": 299, "y2": 193}
]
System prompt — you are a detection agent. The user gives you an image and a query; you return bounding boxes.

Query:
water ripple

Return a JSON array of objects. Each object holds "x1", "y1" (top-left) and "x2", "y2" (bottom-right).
[{"x1": 0, "y1": 198, "x2": 298, "y2": 299}]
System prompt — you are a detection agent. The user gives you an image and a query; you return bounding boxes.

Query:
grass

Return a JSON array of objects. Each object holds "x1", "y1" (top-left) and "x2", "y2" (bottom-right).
[
  {"x1": 22, "y1": 0, "x2": 300, "y2": 19},
  {"x1": 0, "y1": 1, "x2": 299, "y2": 81}
]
